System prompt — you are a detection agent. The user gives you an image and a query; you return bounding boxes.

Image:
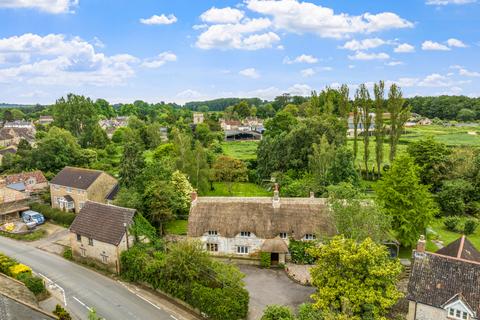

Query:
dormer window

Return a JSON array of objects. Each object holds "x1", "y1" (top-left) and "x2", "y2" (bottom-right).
[
  {"x1": 208, "y1": 230, "x2": 218, "y2": 236},
  {"x1": 279, "y1": 232, "x2": 288, "y2": 239},
  {"x1": 240, "y1": 231, "x2": 251, "y2": 238},
  {"x1": 304, "y1": 234, "x2": 316, "y2": 240},
  {"x1": 448, "y1": 308, "x2": 468, "y2": 320}
]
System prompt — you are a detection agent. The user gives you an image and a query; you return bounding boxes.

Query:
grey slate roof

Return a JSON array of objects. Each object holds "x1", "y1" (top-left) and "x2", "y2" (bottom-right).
[
  {"x1": 70, "y1": 201, "x2": 135, "y2": 246},
  {"x1": 436, "y1": 236, "x2": 480, "y2": 262},
  {"x1": 50, "y1": 167, "x2": 103, "y2": 190},
  {"x1": 407, "y1": 236, "x2": 480, "y2": 315}
]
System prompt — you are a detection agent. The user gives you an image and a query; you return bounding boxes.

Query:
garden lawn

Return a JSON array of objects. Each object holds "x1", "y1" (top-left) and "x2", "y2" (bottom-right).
[
  {"x1": 401, "y1": 124, "x2": 480, "y2": 147},
  {"x1": 221, "y1": 141, "x2": 258, "y2": 161},
  {"x1": 346, "y1": 140, "x2": 408, "y2": 169},
  {"x1": 204, "y1": 182, "x2": 270, "y2": 197},
  {"x1": 427, "y1": 217, "x2": 480, "y2": 252},
  {"x1": 165, "y1": 220, "x2": 188, "y2": 235}
]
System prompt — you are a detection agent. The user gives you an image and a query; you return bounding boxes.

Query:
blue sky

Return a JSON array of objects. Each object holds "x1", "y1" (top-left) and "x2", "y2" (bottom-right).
[{"x1": 0, "y1": 0, "x2": 479, "y2": 104}]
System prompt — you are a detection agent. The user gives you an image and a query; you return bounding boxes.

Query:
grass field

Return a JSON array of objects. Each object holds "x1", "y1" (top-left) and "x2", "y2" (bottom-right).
[
  {"x1": 427, "y1": 217, "x2": 480, "y2": 251},
  {"x1": 401, "y1": 124, "x2": 480, "y2": 147},
  {"x1": 204, "y1": 182, "x2": 270, "y2": 197},
  {"x1": 221, "y1": 141, "x2": 259, "y2": 161}
]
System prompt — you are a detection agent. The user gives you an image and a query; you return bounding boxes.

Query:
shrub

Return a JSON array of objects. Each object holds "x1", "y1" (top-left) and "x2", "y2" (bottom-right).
[
  {"x1": 63, "y1": 248, "x2": 73, "y2": 260},
  {"x1": 261, "y1": 305, "x2": 295, "y2": 320},
  {"x1": 444, "y1": 217, "x2": 461, "y2": 232},
  {"x1": 260, "y1": 252, "x2": 271, "y2": 268},
  {"x1": 288, "y1": 239, "x2": 316, "y2": 264},
  {"x1": 0, "y1": 253, "x2": 17, "y2": 276},
  {"x1": 9, "y1": 263, "x2": 32, "y2": 278},
  {"x1": 16, "y1": 273, "x2": 46, "y2": 296},
  {"x1": 30, "y1": 203, "x2": 75, "y2": 227},
  {"x1": 464, "y1": 219, "x2": 479, "y2": 235},
  {"x1": 53, "y1": 304, "x2": 72, "y2": 320}
]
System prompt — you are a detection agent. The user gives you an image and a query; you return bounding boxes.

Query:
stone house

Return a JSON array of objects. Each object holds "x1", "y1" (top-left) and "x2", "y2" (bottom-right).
[
  {"x1": 407, "y1": 235, "x2": 480, "y2": 320},
  {"x1": 69, "y1": 201, "x2": 136, "y2": 273},
  {"x1": 0, "y1": 187, "x2": 30, "y2": 223},
  {"x1": 0, "y1": 127, "x2": 36, "y2": 147},
  {"x1": 50, "y1": 167, "x2": 118, "y2": 213},
  {"x1": 188, "y1": 188, "x2": 334, "y2": 265},
  {"x1": 2, "y1": 170, "x2": 48, "y2": 193},
  {"x1": 37, "y1": 116, "x2": 54, "y2": 126},
  {"x1": 193, "y1": 112, "x2": 204, "y2": 124},
  {"x1": 3, "y1": 120, "x2": 34, "y2": 129}
]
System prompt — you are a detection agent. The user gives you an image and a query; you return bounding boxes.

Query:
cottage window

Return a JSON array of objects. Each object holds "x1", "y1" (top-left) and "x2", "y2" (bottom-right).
[
  {"x1": 67, "y1": 187, "x2": 72, "y2": 193},
  {"x1": 208, "y1": 230, "x2": 218, "y2": 236},
  {"x1": 88, "y1": 238, "x2": 94, "y2": 246},
  {"x1": 279, "y1": 232, "x2": 288, "y2": 239},
  {"x1": 448, "y1": 308, "x2": 469, "y2": 320},
  {"x1": 27, "y1": 178, "x2": 35, "y2": 185},
  {"x1": 237, "y1": 246, "x2": 249, "y2": 254},
  {"x1": 101, "y1": 251, "x2": 108, "y2": 264},
  {"x1": 304, "y1": 234, "x2": 316, "y2": 240},
  {"x1": 76, "y1": 234, "x2": 81, "y2": 242},
  {"x1": 206, "y1": 243, "x2": 218, "y2": 252},
  {"x1": 80, "y1": 248, "x2": 86, "y2": 257},
  {"x1": 240, "y1": 231, "x2": 251, "y2": 238}
]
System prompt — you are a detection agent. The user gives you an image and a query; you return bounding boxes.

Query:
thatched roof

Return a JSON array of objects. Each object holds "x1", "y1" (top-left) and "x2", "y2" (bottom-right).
[
  {"x1": 261, "y1": 237, "x2": 289, "y2": 253},
  {"x1": 188, "y1": 197, "x2": 334, "y2": 240}
]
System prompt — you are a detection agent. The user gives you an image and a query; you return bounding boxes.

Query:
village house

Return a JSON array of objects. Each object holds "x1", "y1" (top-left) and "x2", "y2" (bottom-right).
[
  {"x1": 188, "y1": 187, "x2": 334, "y2": 265},
  {"x1": 2, "y1": 170, "x2": 48, "y2": 194},
  {"x1": 3, "y1": 120, "x2": 34, "y2": 129},
  {"x1": 193, "y1": 112, "x2": 204, "y2": 124},
  {"x1": 69, "y1": 201, "x2": 136, "y2": 273},
  {"x1": 0, "y1": 186, "x2": 30, "y2": 223},
  {"x1": 50, "y1": 167, "x2": 118, "y2": 213},
  {"x1": 0, "y1": 127, "x2": 36, "y2": 147},
  {"x1": 407, "y1": 235, "x2": 480, "y2": 320},
  {"x1": 37, "y1": 115, "x2": 54, "y2": 126},
  {"x1": 99, "y1": 116, "x2": 129, "y2": 138}
]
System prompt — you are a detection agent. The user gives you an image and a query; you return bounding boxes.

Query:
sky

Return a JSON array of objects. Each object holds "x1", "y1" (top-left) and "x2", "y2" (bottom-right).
[{"x1": 0, "y1": 0, "x2": 479, "y2": 105}]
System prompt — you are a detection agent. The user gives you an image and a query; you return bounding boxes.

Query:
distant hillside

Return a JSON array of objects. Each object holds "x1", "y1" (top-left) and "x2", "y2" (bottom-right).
[
  {"x1": 184, "y1": 98, "x2": 266, "y2": 111},
  {"x1": 0, "y1": 103, "x2": 35, "y2": 109}
]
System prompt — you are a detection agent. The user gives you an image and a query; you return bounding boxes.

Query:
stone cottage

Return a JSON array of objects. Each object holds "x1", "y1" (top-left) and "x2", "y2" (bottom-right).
[
  {"x1": 188, "y1": 187, "x2": 334, "y2": 264},
  {"x1": 69, "y1": 201, "x2": 136, "y2": 273},
  {"x1": 50, "y1": 166, "x2": 118, "y2": 213},
  {"x1": 407, "y1": 235, "x2": 480, "y2": 320}
]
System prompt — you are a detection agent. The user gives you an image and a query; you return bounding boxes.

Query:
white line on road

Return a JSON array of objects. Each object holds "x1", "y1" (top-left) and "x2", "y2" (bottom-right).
[
  {"x1": 38, "y1": 272, "x2": 67, "y2": 306},
  {"x1": 73, "y1": 296, "x2": 93, "y2": 312},
  {"x1": 170, "y1": 316, "x2": 178, "y2": 320}
]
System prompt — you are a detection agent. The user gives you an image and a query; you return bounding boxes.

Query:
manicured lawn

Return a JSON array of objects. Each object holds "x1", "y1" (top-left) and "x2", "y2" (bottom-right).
[
  {"x1": 204, "y1": 182, "x2": 270, "y2": 197},
  {"x1": 165, "y1": 220, "x2": 188, "y2": 235},
  {"x1": 427, "y1": 217, "x2": 480, "y2": 251},
  {"x1": 221, "y1": 141, "x2": 259, "y2": 161},
  {"x1": 346, "y1": 139, "x2": 407, "y2": 169}
]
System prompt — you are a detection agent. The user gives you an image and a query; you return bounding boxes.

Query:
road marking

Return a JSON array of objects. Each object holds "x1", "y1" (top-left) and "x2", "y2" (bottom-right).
[
  {"x1": 73, "y1": 296, "x2": 92, "y2": 312},
  {"x1": 38, "y1": 272, "x2": 67, "y2": 306},
  {"x1": 170, "y1": 316, "x2": 178, "y2": 320}
]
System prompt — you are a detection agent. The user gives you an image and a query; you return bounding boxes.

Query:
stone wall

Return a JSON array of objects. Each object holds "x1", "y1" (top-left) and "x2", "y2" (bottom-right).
[
  {"x1": 86, "y1": 173, "x2": 117, "y2": 204},
  {"x1": 407, "y1": 301, "x2": 448, "y2": 320}
]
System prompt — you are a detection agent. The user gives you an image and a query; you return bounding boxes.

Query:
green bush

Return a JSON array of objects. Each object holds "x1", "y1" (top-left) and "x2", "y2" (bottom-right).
[
  {"x1": 464, "y1": 219, "x2": 479, "y2": 235},
  {"x1": 288, "y1": 239, "x2": 316, "y2": 264},
  {"x1": 444, "y1": 217, "x2": 461, "y2": 232},
  {"x1": 16, "y1": 273, "x2": 46, "y2": 296},
  {"x1": 63, "y1": 248, "x2": 73, "y2": 260},
  {"x1": 30, "y1": 203, "x2": 76, "y2": 227},
  {"x1": 53, "y1": 304, "x2": 72, "y2": 320},
  {"x1": 260, "y1": 252, "x2": 271, "y2": 268},
  {"x1": 261, "y1": 305, "x2": 295, "y2": 320}
]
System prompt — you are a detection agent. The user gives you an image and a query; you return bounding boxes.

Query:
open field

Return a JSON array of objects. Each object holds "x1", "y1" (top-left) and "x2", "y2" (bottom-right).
[
  {"x1": 204, "y1": 182, "x2": 270, "y2": 197},
  {"x1": 401, "y1": 124, "x2": 480, "y2": 147},
  {"x1": 221, "y1": 141, "x2": 259, "y2": 161}
]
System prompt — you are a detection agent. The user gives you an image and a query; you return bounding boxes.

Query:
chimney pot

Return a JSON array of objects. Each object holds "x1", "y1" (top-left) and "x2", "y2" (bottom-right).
[
  {"x1": 416, "y1": 235, "x2": 426, "y2": 253},
  {"x1": 310, "y1": 192, "x2": 315, "y2": 198},
  {"x1": 191, "y1": 191, "x2": 197, "y2": 202}
]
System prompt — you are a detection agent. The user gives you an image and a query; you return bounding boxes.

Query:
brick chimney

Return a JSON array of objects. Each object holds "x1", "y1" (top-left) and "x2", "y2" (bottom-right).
[
  {"x1": 416, "y1": 235, "x2": 426, "y2": 254},
  {"x1": 273, "y1": 183, "x2": 280, "y2": 208},
  {"x1": 191, "y1": 191, "x2": 197, "y2": 204},
  {"x1": 310, "y1": 191, "x2": 315, "y2": 199}
]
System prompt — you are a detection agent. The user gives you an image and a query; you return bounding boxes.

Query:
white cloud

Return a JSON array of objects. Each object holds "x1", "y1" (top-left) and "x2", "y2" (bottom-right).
[
  {"x1": 192, "y1": 24, "x2": 208, "y2": 30},
  {"x1": 0, "y1": 0, "x2": 78, "y2": 14},
  {"x1": 287, "y1": 83, "x2": 312, "y2": 96},
  {"x1": 386, "y1": 61, "x2": 404, "y2": 66},
  {"x1": 418, "y1": 73, "x2": 451, "y2": 87},
  {"x1": 341, "y1": 38, "x2": 386, "y2": 51},
  {"x1": 283, "y1": 54, "x2": 318, "y2": 64},
  {"x1": 446, "y1": 38, "x2": 467, "y2": 48},
  {"x1": 239, "y1": 68, "x2": 260, "y2": 78},
  {"x1": 426, "y1": 0, "x2": 476, "y2": 5},
  {"x1": 394, "y1": 43, "x2": 415, "y2": 53},
  {"x1": 200, "y1": 7, "x2": 244, "y2": 24},
  {"x1": 301, "y1": 68, "x2": 315, "y2": 77},
  {"x1": 421, "y1": 40, "x2": 451, "y2": 51},
  {"x1": 246, "y1": 0, "x2": 413, "y2": 39},
  {"x1": 141, "y1": 52, "x2": 177, "y2": 68},
  {"x1": 0, "y1": 33, "x2": 139, "y2": 86},
  {"x1": 348, "y1": 51, "x2": 390, "y2": 60},
  {"x1": 348, "y1": 65, "x2": 355, "y2": 69},
  {"x1": 140, "y1": 14, "x2": 177, "y2": 25},
  {"x1": 453, "y1": 66, "x2": 480, "y2": 77},
  {"x1": 196, "y1": 18, "x2": 280, "y2": 50},
  {"x1": 176, "y1": 89, "x2": 205, "y2": 100}
]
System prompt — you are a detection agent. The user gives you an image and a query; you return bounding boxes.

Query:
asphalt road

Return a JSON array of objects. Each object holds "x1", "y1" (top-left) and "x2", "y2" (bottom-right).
[{"x1": 0, "y1": 237, "x2": 178, "y2": 320}]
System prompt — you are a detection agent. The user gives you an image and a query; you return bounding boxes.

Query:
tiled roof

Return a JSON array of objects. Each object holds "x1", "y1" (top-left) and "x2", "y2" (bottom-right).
[
  {"x1": 5, "y1": 170, "x2": 47, "y2": 185},
  {"x1": 70, "y1": 201, "x2": 135, "y2": 246},
  {"x1": 50, "y1": 167, "x2": 103, "y2": 190},
  {"x1": 105, "y1": 183, "x2": 119, "y2": 201},
  {"x1": 407, "y1": 237, "x2": 480, "y2": 315},
  {"x1": 436, "y1": 236, "x2": 480, "y2": 262}
]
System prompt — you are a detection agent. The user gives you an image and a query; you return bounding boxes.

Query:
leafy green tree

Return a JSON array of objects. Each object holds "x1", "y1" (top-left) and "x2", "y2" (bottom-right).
[
  {"x1": 212, "y1": 156, "x2": 248, "y2": 194},
  {"x1": 355, "y1": 84, "x2": 373, "y2": 178},
  {"x1": 143, "y1": 180, "x2": 174, "y2": 235},
  {"x1": 94, "y1": 98, "x2": 115, "y2": 118},
  {"x1": 297, "y1": 303, "x2": 324, "y2": 320},
  {"x1": 233, "y1": 100, "x2": 252, "y2": 119},
  {"x1": 170, "y1": 170, "x2": 194, "y2": 218},
  {"x1": 328, "y1": 183, "x2": 391, "y2": 242},
  {"x1": 457, "y1": 108, "x2": 476, "y2": 122},
  {"x1": 80, "y1": 123, "x2": 109, "y2": 149},
  {"x1": 190, "y1": 141, "x2": 210, "y2": 194},
  {"x1": 375, "y1": 154, "x2": 438, "y2": 247},
  {"x1": 264, "y1": 111, "x2": 298, "y2": 137},
  {"x1": 261, "y1": 305, "x2": 295, "y2": 320},
  {"x1": 374, "y1": 81, "x2": 385, "y2": 178},
  {"x1": 144, "y1": 123, "x2": 163, "y2": 149},
  {"x1": 119, "y1": 130, "x2": 145, "y2": 188},
  {"x1": 387, "y1": 84, "x2": 410, "y2": 162},
  {"x1": 328, "y1": 147, "x2": 359, "y2": 186},
  {"x1": 309, "y1": 236, "x2": 403, "y2": 320},
  {"x1": 309, "y1": 135, "x2": 335, "y2": 188},
  {"x1": 437, "y1": 179, "x2": 474, "y2": 216}
]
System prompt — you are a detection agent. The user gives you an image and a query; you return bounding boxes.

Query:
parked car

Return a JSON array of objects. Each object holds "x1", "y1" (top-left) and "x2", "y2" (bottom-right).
[{"x1": 21, "y1": 210, "x2": 45, "y2": 226}]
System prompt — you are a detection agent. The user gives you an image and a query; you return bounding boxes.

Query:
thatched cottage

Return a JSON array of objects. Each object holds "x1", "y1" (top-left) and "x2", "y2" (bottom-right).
[{"x1": 188, "y1": 187, "x2": 334, "y2": 264}]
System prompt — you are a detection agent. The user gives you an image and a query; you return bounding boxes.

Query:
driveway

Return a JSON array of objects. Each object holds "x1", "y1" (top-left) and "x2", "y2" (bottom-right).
[{"x1": 239, "y1": 265, "x2": 315, "y2": 320}]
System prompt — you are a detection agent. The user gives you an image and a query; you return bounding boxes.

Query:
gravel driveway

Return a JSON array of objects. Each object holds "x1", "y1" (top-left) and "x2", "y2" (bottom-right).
[{"x1": 239, "y1": 265, "x2": 315, "y2": 320}]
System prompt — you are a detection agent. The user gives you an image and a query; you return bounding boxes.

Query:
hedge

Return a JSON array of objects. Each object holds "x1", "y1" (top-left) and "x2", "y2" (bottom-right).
[
  {"x1": 260, "y1": 252, "x2": 271, "y2": 268},
  {"x1": 30, "y1": 203, "x2": 76, "y2": 227},
  {"x1": 0, "y1": 252, "x2": 46, "y2": 296}
]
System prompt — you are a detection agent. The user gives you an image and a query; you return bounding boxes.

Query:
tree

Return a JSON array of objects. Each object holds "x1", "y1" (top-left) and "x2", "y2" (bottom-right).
[
  {"x1": 375, "y1": 154, "x2": 438, "y2": 247},
  {"x1": 437, "y1": 179, "x2": 474, "y2": 216},
  {"x1": 233, "y1": 100, "x2": 251, "y2": 119},
  {"x1": 143, "y1": 180, "x2": 174, "y2": 235},
  {"x1": 338, "y1": 84, "x2": 350, "y2": 120},
  {"x1": 170, "y1": 170, "x2": 194, "y2": 218},
  {"x1": 95, "y1": 98, "x2": 115, "y2": 119},
  {"x1": 356, "y1": 84, "x2": 372, "y2": 179},
  {"x1": 457, "y1": 108, "x2": 476, "y2": 122},
  {"x1": 80, "y1": 124, "x2": 109, "y2": 149},
  {"x1": 264, "y1": 111, "x2": 298, "y2": 137},
  {"x1": 387, "y1": 84, "x2": 410, "y2": 162},
  {"x1": 352, "y1": 95, "x2": 360, "y2": 162},
  {"x1": 309, "y1": 135, "x2": 335, "y2": 188},
  {"x1": 119, "y1": 130, "x2": 145, "y2": 188},
  {"x1": 190, "y1": 141, "x2": 210, "y2": 194},
  {"x1": 328, "y1": 147, "x2": 359, "y2": 186},
  {"x1": 328, "y1": 183, "x2": 391, "y2": 242},
  {"x1": 374, "y1": 81, "x2": 385, "y2": 178},
  {"x1": 309, "y1": 236, "x2": 403, "y2": 320},
  {"x1": 212, "y1": 156, "x2": 248, "y2": 194},
  {"x1": 261, "y1": 305, "x2": 295, "y2": 320}
]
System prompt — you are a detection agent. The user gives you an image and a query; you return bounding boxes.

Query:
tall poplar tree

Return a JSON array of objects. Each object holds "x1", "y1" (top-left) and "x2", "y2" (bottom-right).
[
  {"x1": 387, "y1": 84, "x2": 411, "y2": 162},
  {"x1": 353, "y1": 92, "x2": 360, "y2": 162},
  {"x1": 374, "y1": 81, "x2": 385, "y2": 178},
  {"x1": 357, "y1": 84, "x2": 372, "y2": 179}
]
